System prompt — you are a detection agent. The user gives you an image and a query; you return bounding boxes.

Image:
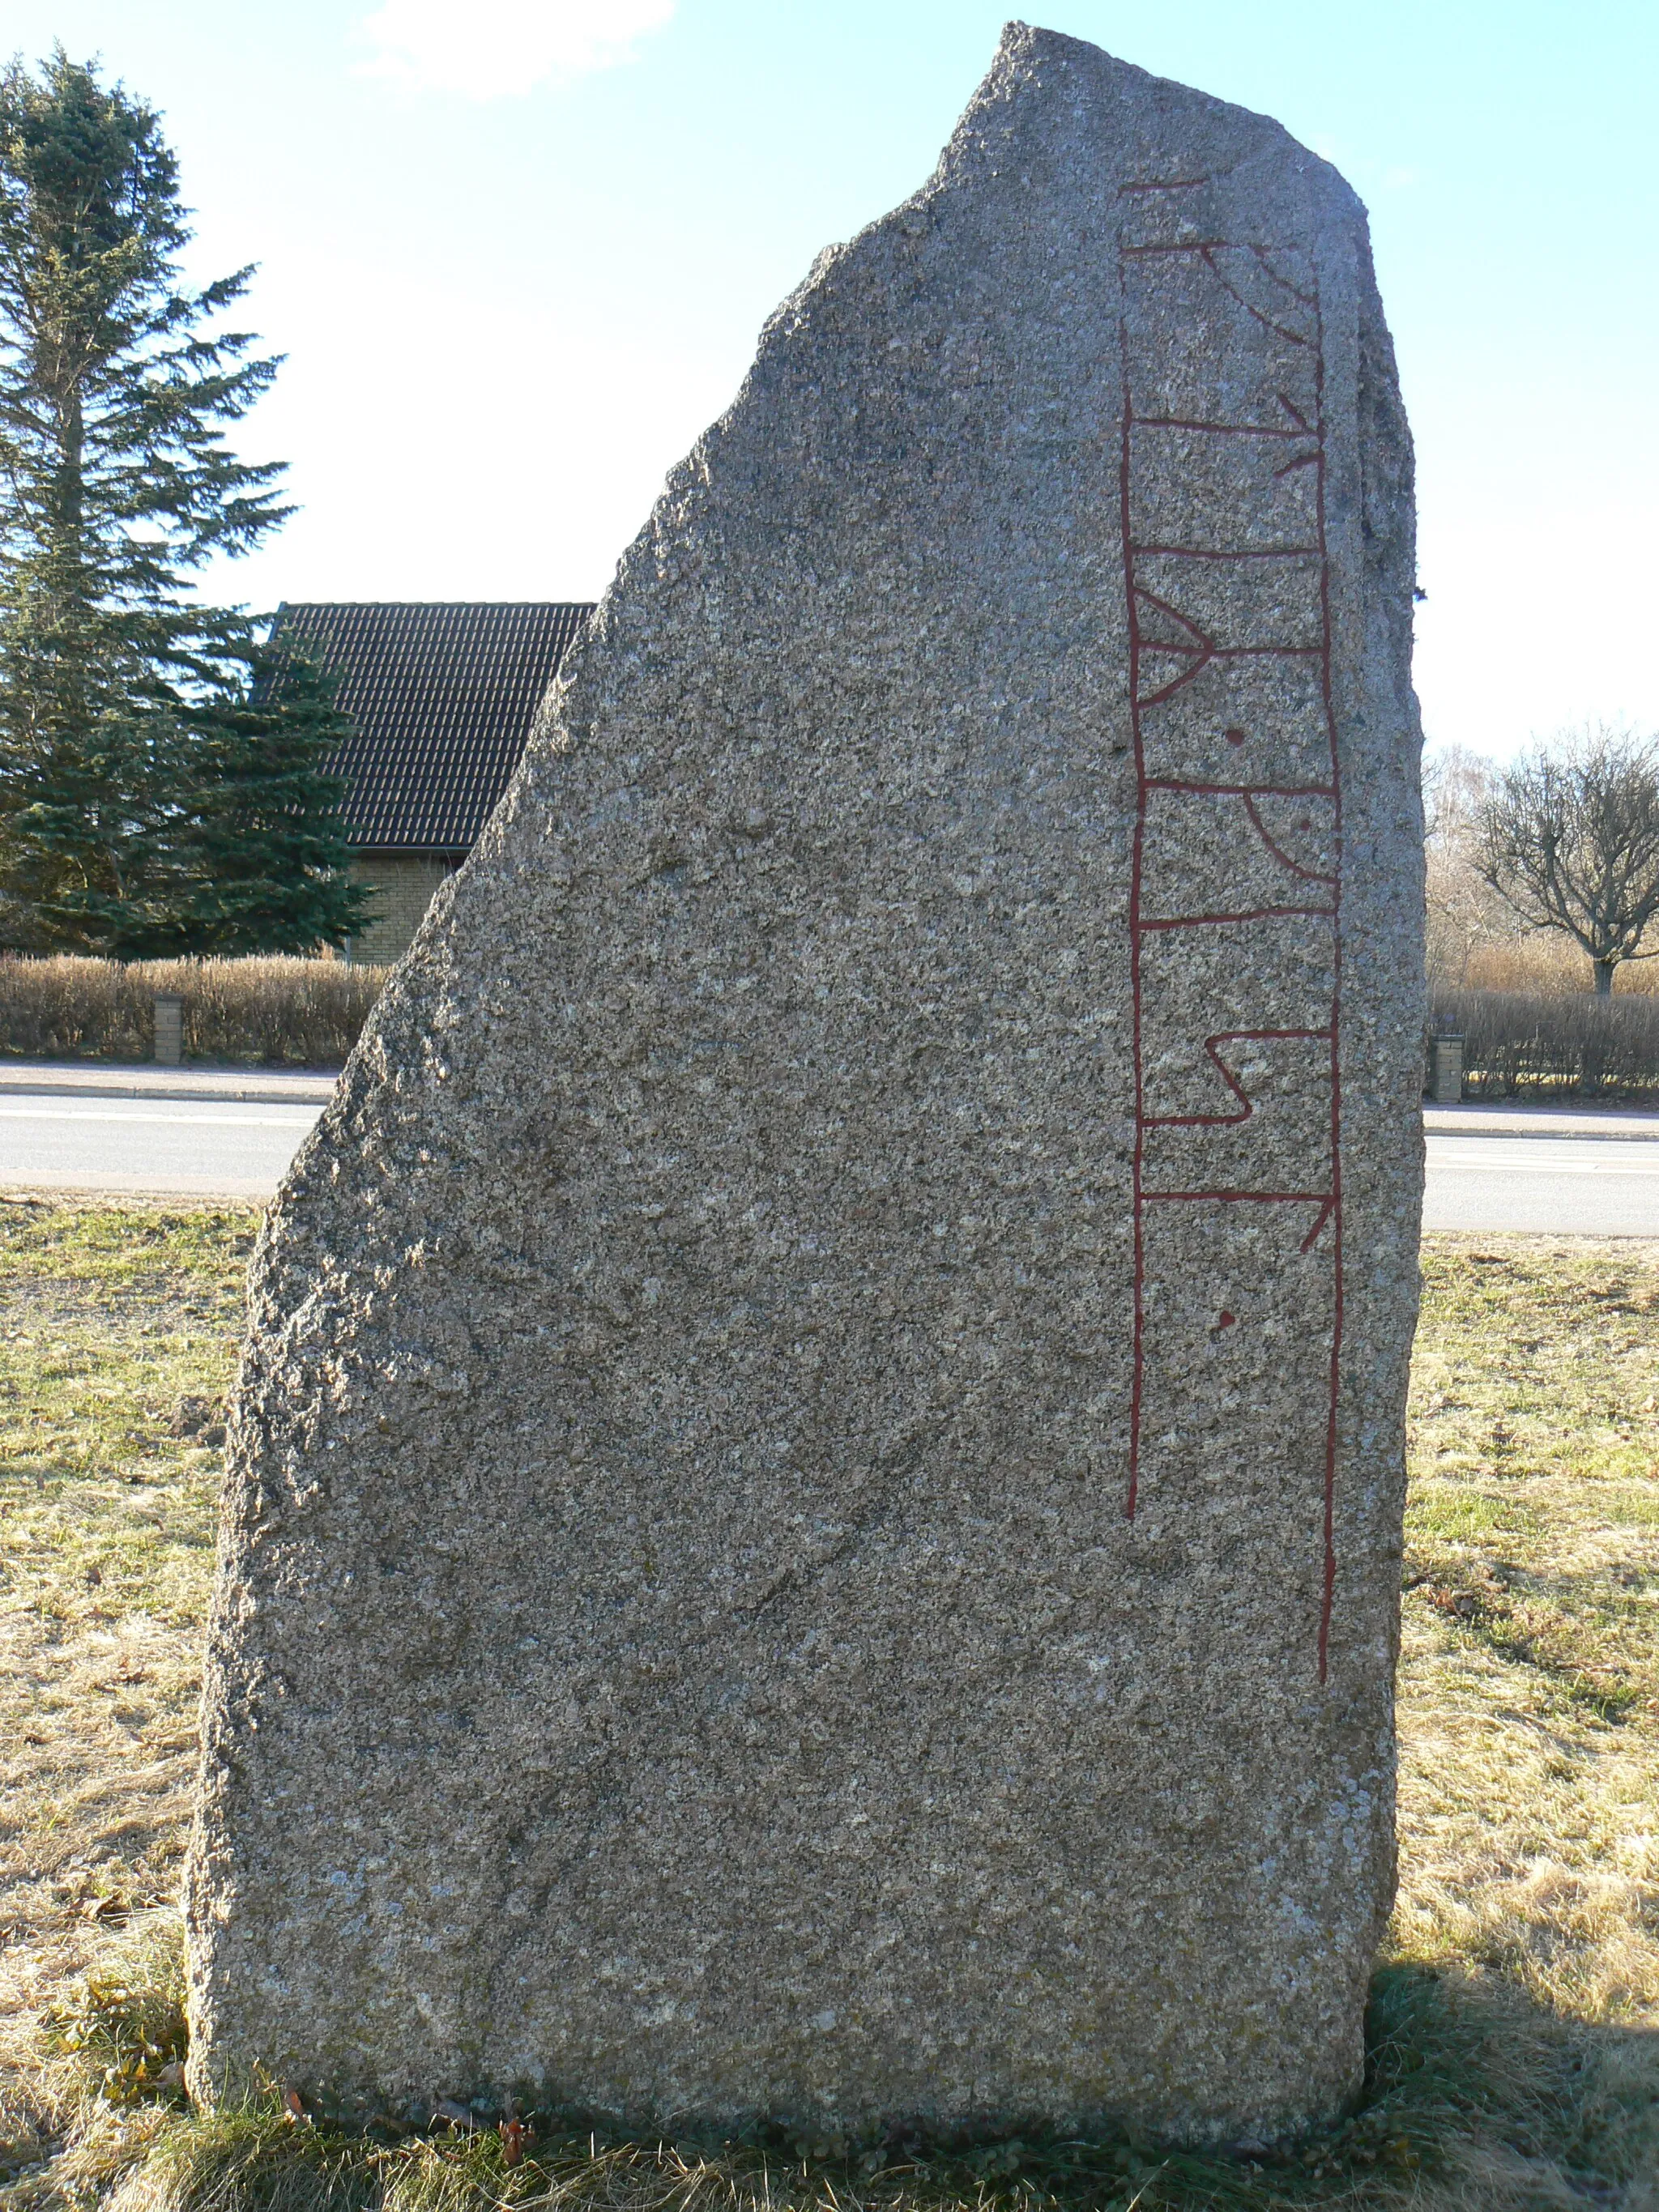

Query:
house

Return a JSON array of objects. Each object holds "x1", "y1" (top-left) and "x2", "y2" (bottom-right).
[{"x1": 271, "y1": 600, "x2": 594, "y2": 962}]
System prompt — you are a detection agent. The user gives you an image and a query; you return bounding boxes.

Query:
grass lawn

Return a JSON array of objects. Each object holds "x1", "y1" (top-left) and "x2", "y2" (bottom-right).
[{"x1": 0, "y1": 1204, "x2": 1655, "y2": 2210}]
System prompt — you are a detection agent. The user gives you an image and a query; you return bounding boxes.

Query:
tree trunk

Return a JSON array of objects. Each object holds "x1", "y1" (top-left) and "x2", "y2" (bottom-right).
[{"x1": 1583, "y1": 958, "x2": 1615, "y2": 1097}]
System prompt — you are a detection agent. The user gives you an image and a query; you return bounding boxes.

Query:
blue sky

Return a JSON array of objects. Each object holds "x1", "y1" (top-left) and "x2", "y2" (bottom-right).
[{"x1": 6, "y1": 1, "x2": 1657, "y2": 757}]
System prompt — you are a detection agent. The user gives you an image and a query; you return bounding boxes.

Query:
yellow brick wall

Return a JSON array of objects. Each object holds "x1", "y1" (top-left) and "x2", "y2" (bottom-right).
[{"x1": 348, "y1": 854, "x2": 459, "y2": 964}]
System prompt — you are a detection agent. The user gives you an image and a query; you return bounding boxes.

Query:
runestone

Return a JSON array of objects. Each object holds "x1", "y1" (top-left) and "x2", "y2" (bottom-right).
[{"x1": 187, "y1": 23, "x2": 1424, "y2": 2148}]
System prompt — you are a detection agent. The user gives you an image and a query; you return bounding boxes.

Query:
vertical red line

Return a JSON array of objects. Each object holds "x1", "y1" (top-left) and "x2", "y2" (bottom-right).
[
  {"x1": 1120, "y1": 254, "x2": 1146, "y2": 1522},
  {"x1": 1315, "y1": 296, "x2": 1343, "y2": 1686}
]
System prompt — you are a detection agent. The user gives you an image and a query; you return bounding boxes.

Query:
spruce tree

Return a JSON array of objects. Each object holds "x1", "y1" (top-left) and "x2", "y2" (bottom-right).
[
  {"x1": 0, "y1": 49, "x2": 331, "y2": 951},
  {"x1": 124, "y1": 641, "x2": 374, "y2": 957}
]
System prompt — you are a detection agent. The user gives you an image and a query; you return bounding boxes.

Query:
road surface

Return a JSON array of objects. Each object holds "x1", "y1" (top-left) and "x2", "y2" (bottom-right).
[
  {"x1": 4, "y1": 1082, "x2": 1659, "y2": 1233},
  {"x1": 1422, "y1": 1129, "x2": 1659, "y2": 1234},
  {"x1": 0, "y1": 1093, "x2": 322, "y2": 1200}
]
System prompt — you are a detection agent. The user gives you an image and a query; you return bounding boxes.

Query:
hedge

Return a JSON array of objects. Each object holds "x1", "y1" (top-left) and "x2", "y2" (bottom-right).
[
  {"x1": 0, "y1": 955, "x2": 389, "y2": 1067},
  {"x1": 6, "y1": 958, "x2": 1659, "y2": 1097},
  {"x1": 1432, "y1": 985, "x2": 1659, "y2": 1100}
]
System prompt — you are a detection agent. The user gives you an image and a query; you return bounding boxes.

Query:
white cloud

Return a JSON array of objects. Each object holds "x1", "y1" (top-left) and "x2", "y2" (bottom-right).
[{"x1": 358, "y1": 0, "x2": 676, "y2": 100}]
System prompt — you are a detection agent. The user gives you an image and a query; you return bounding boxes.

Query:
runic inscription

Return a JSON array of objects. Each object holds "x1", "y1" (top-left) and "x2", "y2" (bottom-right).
[{"x1": 1119, "y1": 189, "x2": 1343, "y2": 1675}]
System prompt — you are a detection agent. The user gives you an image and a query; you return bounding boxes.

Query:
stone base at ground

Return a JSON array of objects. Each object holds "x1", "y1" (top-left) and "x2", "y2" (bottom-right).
[{"x1": 186, "y1": 23, "x2": 1423, "y2": 2147}]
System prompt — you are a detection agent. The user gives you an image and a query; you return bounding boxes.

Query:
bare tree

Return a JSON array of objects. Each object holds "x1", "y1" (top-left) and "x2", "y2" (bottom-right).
[
  {"x1": 1476, "y1": 726, "x2": 1659, "y2": 996},
  {"x1": 1422, "y1": 743, "x2": 1510, "y2": 984}
]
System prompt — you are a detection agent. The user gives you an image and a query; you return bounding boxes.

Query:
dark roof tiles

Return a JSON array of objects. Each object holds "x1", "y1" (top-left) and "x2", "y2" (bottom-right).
[{"x1": 272, "y1": 601, "x2": 593, "y2": 851}]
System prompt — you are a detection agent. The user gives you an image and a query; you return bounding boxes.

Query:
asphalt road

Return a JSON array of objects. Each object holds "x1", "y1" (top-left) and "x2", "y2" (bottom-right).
[
  {"x1": 1422, "y1": 1131, "x2": 1659, "y2": 1235},
  {"x1": 5, "y1": 1088, "x2": 1659, "y2": 1234},
  {"x1": 0, "y1": 1093, "x2": 322, "y2": 1200}
]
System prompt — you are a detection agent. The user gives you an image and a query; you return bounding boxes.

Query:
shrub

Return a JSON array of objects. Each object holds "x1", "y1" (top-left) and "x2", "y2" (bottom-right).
[
  {"x1": 1432, "y1": 985, "x2": 1659, "y2": 1099},
  {"x1": 1447, "y1": 937, "x2": 1659, "y2": 995},
  {"x1": 0, "y1": 955, "x2": 388, "y2": 1066}
]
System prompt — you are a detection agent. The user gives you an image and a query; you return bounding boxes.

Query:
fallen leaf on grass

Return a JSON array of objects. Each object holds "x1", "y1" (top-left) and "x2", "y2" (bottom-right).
[{"x1": 500, "y1": 2103, "x2": 532, "y2": 2166}]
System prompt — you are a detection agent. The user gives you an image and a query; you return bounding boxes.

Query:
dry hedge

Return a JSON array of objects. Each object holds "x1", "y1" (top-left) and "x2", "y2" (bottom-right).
[
  {"x1": 0, "y1": 956, "x2": 388, "y2": 1067},
  {"x1": 1433, "y1": 985, "x2": 1659, "y2": 1099},
  {"x1": 7, "y1": 961, "x2": 1659, "y2": 1097}
]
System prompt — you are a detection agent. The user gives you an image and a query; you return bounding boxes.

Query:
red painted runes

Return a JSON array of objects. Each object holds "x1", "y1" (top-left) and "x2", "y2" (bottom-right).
[{"x1": 1118, "y1": 204, "x2": 1344, "y2": 1681}]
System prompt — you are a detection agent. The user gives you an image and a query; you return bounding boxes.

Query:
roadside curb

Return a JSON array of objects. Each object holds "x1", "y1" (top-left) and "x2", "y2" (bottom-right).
[
  {"x1": 0, "y1": 1071, "x2": 337, "y2": 1107},
  {"x1": 1425, "y1": 1108, "x2": 1659, "y2": 1142}
]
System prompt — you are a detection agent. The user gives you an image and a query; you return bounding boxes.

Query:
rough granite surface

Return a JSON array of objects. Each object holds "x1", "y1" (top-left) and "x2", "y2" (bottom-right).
[{"x1": 186, "y1": 23, "x2": 1424, "y2": 2149}]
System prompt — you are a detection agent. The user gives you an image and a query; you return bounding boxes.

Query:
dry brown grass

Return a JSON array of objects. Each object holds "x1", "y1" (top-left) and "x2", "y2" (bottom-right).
[
  {"x1": 0, "y1": 1200, "x2": 256, "y2": 2173},
  {"x1": 0, "y1": 1213, "x2": 1656, "y2": 2208},
  {"x1": 0, "y1": 957, "x2": 387, "y2": 1067},
  {"x1": 1430, "y1": 922, "x2": 1659, "y2": 997},
  {"x1": 1392, "y1": 1238, "x2": 1659, "y2": 2201}
]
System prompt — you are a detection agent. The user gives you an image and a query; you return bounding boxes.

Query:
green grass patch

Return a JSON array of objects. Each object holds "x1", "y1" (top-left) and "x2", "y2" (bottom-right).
[
  {"x1": 1405, "y1": 1491, "x2": 1536, "y2": 1545},
  {"x1": 2, "y1": 1936, "x2": 1530, "y2": 2212},
  {"x1": 1603, "y1": 1485, "x2": 1659, "y2": 1529},
  {"x1": 0, "y1": 1196, "x2": 255, "y2": 1629}
]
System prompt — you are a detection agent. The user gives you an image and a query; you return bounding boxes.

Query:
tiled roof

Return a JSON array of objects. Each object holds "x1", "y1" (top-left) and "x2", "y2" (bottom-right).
[{"x1": 271, "y1": 602, "x2": 593, "y2": 851}]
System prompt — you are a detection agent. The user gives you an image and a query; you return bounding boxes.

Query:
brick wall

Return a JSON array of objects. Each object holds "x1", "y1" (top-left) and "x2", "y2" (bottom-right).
[{"x1": 348, "y1": 853, "x2": 460, "y2": 964}]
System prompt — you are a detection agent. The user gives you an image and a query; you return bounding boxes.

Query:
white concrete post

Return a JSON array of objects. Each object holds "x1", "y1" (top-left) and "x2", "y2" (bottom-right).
[{"x1": 1430, "y1": 1032, "x2": 1463, "y2": 1104}]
